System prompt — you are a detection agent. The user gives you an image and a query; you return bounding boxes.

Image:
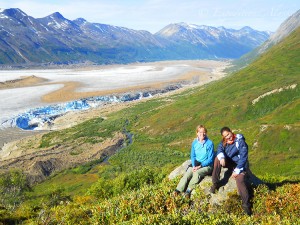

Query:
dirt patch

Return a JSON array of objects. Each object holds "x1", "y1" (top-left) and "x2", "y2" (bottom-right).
[
  {"x1": 0, "y1": 132, "x2": 125, "y2": 185},
  {"x1": 41, "y1": 70, "x2": 207, "y2": 103},
  {"x1": 0, "y1": 75, "x2": 48, "y2": 89}
]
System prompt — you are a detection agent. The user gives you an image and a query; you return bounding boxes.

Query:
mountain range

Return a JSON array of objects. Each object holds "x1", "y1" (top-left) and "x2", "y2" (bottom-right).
[{"x1": 0, "y1": 8, "x2": 271, "y2": 66}]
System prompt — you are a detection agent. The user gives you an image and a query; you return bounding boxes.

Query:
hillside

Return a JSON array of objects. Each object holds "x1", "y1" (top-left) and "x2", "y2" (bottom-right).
[
  {"x1": 230, "y1": 9, "x2": 300, "y2": 72},
  {"x1": 0, "y1": 28, "x2": 299, "y2": 225}
]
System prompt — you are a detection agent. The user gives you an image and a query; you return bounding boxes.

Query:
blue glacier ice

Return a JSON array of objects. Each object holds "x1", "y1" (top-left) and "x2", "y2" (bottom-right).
[
  {"x1": 15, "y1": 99, "x2": 91, "y2": 130},
  {"x1": 4, "y1": 84, "x2": 181, "y2": 130}
]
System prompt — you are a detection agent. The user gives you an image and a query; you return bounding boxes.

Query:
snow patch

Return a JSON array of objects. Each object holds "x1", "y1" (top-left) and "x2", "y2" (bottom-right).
[{"x1": 0, "y1": 14, "x2": 8, "y2": 19}]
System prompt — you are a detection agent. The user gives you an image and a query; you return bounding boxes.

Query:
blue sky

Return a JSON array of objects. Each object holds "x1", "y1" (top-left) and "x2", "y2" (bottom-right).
[{"x1": 1, "y1": 0, "x2": 299, "y2": 33}]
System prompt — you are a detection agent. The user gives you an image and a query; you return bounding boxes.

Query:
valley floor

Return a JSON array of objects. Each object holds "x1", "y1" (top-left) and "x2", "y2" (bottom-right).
[{"x1": 0, "y1": 60, "x2": 230, "y2": 151}]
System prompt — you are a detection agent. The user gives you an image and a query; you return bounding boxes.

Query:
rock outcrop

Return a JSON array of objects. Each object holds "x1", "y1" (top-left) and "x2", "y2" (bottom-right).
[{"x1": 169, "y1": 160, "x2": 264, "y2": 205}]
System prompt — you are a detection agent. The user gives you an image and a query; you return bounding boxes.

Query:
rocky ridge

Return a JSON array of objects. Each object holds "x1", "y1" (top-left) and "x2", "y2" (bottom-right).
[{"x1": 259, "y1": 9, "x2": 300, "y2": 54}]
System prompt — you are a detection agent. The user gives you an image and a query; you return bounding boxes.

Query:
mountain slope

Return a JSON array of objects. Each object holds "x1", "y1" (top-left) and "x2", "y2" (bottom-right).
[
  {"x1": 0, "y1": 8, "x2": 270, "y2": 65},
  {"x1": 231, "y1": 9, "x2": 300, "y2": 71},
  {"x1": 258, "y1": 9, "x2": 300, "y2": 54}
]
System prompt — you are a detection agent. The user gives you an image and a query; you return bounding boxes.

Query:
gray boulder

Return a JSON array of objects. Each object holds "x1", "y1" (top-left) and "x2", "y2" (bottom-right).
[
  {"x1": 169, "y1": 160, "x2": 264, "y2": 205},
  {"x1": 168, "y1": 159, "x2": 191, "y2": 180}
]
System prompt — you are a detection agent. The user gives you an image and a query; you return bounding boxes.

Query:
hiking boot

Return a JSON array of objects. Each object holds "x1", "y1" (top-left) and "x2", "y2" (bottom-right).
[
  {"x1": 209, "y1": 184, "x2": 219, "y2": 194},
  {"x1": 173, "y1": 189, "x2": 181, "y2": 197},
  {"x1": 184, "y1": 189, "x2": 192, "y2": 199}
]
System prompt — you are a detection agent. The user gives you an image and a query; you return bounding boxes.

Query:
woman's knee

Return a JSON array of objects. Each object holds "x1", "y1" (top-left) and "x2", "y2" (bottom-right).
[
  {"x1": 197, "y1": 167, "x2": 212, "y2": 177},
  {"x1": 236, "y1": 173, "x2": 247, "y2": 185}
]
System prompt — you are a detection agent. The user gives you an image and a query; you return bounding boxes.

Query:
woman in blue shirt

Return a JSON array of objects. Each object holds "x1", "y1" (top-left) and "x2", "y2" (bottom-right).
[{"x1": 174, "y1": 125, "x2": 214, "y2": 198}]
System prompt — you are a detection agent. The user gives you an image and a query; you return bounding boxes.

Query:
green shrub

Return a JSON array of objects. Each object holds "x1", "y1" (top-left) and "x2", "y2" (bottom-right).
[
  {"x1": 0, "y1": 170, "x2": 30, "y2": 210},
  {"x1": 41, "y1": 186, "x2": 71, "y2": 208}
]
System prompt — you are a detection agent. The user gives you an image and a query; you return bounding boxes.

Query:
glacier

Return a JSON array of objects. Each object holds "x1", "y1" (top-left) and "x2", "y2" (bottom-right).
[{"x1": 3, "y1": 86, "x2": 180, "y2": 130}]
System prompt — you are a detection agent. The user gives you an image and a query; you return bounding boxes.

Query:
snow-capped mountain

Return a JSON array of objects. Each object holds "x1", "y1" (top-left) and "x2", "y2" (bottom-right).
[
  {"x1": 156, "y1": 23, "x2": 271, "y2": 58},
  {"x1": 0, "y1": 8, "x2": 271, "y2": 66}
]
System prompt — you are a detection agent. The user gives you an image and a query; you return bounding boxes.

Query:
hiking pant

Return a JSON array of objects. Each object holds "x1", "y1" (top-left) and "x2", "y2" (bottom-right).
[
  {"x1": 176, "y1": 165, "x2": 213, "y2": 192},
  {"x1": 211, "y1": 157, "x2": 250, "y2": 208}
]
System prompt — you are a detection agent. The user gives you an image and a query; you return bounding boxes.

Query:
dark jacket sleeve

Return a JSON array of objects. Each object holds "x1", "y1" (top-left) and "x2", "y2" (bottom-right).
[
  {"x1": 216, "y1": 141, "x2": 225, "y2": 159},
  {"x1": 236, "y1": 138, "x2": 248, "y2": 170}
]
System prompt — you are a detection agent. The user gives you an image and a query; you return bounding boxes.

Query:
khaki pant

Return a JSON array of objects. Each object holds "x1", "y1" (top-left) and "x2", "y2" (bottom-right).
[{"x1": 176, "y1": 165, "x2": 213, "y2": 192}]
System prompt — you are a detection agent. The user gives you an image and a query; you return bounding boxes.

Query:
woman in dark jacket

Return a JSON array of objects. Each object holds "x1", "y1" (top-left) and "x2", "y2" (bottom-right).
[{"x1": 209, "y1": 126, "x2": 252, "y2": 216}]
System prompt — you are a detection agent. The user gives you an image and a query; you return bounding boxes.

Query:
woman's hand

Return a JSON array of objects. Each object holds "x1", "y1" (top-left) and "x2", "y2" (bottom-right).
[
  {"x1": 220, "y1": 158, "x2": 226, "y2": 167},
  {"x1": 193, "y1": 166, "x2": 201, "y2": 172},
  {"x1": 231, "y1": 172, "x2": 238, "y2": 178}
]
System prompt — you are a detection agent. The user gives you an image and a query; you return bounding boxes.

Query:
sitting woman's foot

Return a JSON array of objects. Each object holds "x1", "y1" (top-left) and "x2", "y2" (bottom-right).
[
  {"x1": 173, "y1": 189, "x2": 181, "y2": 197},
  {"x1": 209, "y1": 184, "x2": 219, "y2": 194},
  {"x1": 184, "y1": 189, "x2": 192, "y2": 199}
]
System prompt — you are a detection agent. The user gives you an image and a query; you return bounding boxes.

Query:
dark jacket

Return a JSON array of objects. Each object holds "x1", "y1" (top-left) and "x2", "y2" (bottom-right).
[{"x1": 216, "y1": 134, "x2": 248, "y2": 173}]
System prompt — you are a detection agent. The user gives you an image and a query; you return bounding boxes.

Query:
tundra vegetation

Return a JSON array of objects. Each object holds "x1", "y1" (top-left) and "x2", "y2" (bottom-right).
[{"x1": 0, "y1": 28, "x2": 299, "y2": 224}]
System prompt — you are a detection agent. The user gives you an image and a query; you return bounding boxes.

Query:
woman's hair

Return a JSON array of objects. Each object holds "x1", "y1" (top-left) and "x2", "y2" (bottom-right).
[
  {"x1": 220, "y1": 126, "x2": 232, "y2": 146},
  {"x1": 196, "y1": 125, "x2": 207, "y2": 133},
  {"x1": 220, "y1": 126, "x2": 231, "y2": 135}
]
